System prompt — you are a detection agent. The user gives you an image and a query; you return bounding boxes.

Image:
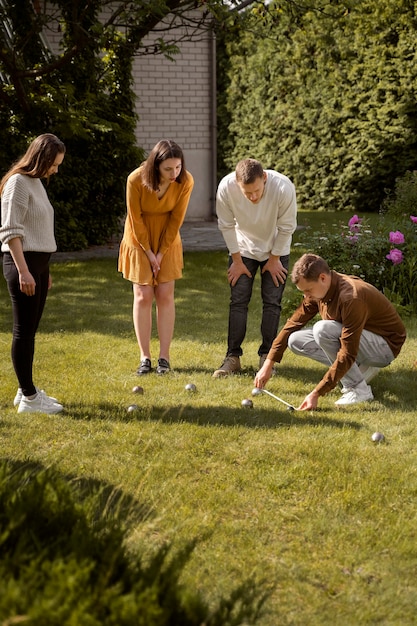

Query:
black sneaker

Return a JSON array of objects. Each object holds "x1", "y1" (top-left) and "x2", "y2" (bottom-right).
[
  {"x1": 156, "y1": 358, "x2": 170, "y2": 375},
  {"x1": 137, "y1": 358, "x2": 152, "y2": 375}
]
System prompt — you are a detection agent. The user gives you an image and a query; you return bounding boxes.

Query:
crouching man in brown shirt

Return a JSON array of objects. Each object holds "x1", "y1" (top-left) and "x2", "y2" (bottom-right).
[{"x1": 255, "y1": 253, "x2": 407, "y2": 409}]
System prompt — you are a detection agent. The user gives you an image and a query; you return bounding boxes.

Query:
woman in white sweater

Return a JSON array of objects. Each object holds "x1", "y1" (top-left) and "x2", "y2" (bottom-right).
[{"x1": 0, "y1": 134, "x2": 65, "y2": 414}]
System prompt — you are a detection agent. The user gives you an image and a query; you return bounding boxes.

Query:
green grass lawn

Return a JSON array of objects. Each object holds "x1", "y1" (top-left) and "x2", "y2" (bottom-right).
[{"x1": 1, "y1": 215, "x2": 417, "y2": 625}]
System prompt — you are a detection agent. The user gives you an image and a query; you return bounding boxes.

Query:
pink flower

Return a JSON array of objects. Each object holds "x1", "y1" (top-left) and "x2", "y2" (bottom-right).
[
  {"x1": 410, "y1": 216, "x2": 417, "y2": 224},
  {"x1": 347, "y1": 235, "x2": 358, "y2": 243},
  {"x1": 386, "y1": 249, "x2": 404, "y2": 265},
  {"x1": 389, "y1": 230, "x2": 405, "y2": 245},
  {"x1": 348, "y1": 215, "x2": 362, "y2": 231}
]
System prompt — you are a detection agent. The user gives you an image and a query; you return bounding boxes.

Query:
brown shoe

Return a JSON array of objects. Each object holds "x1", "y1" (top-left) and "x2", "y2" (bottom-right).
[
  {"x1": 212, "y1": 355, "x2": 241, "y2": 378},
  {"x1": 258, "y1": 354, "x2": 276, "y2": 376},
  {"x1": 259, "y1": 354, "x2": 267, "y2": 370}
]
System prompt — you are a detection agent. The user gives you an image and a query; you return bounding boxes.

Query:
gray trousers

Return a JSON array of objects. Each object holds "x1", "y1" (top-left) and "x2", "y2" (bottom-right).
[{"x1": 287, "y1": 320, "x2": 395, "y2": 388}]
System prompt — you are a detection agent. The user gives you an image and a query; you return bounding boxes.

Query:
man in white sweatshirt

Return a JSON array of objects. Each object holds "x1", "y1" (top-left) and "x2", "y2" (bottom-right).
[{"x1": 213, "y1": 158, "x2": 297, "y2": 377}]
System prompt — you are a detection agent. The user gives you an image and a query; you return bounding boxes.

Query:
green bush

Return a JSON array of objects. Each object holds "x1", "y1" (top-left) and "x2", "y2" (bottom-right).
[
  {"x1": 217, "y1": 0, "x2": 417, "y2": 214},
  {"x1": 298, "y1": 172, "x2": 417, "y2": 313},
  {"x1": 0, "y1": 1, "x2": 143, "y2": 251},
  {"x1": 0, "y1": 461, "x2": 269, "y2": 626}
]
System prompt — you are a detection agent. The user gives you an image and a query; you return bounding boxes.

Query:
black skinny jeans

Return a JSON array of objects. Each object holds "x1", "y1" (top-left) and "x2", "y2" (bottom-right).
[
  {"x1": 227, "y1": 254, "x2": 290, "y2": 357},
  {"x1": 3, "y1": 251, "x2": 51, "y2": 397}
]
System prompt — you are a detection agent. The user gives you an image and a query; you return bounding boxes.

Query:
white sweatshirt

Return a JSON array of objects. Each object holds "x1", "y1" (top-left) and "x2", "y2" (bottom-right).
[{"x1": 216, "y1": 169, "x2": 297, "y2": 261}]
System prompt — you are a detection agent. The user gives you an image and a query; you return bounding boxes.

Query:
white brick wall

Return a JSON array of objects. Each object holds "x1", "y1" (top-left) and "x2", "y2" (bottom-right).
[{"x1": 133, "y1": 25, "x2": 216, "y2": 220}]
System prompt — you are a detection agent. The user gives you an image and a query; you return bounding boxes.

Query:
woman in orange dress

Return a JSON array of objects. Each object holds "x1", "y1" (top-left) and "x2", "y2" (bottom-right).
[{"x1": 118, "y1": 140, "x2": 194, "y2": 375}]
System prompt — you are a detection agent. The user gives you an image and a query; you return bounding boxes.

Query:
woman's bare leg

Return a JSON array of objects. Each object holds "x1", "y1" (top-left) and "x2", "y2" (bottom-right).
[
  {"x1": 154, "y1": 281, "x2": 175, "y2": 361},
  {"x1": 133, "y1": 283, "x2": 154, "y2": 360}
]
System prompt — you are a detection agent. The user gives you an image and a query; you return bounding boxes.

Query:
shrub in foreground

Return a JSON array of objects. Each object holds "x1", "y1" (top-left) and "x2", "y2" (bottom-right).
[{"x1": 0, "y1": 461, "x2": 269, "y2": 626}]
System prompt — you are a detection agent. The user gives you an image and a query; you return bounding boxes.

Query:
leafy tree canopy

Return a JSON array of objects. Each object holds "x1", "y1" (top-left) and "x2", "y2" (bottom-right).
[{"x1": 0, "y1": 0, "x2": 257, "y2": 249}]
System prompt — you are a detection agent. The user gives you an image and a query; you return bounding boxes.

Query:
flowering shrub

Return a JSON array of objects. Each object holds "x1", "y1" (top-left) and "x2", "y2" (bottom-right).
[
  {"x1": 386, "y1": 248, "x2": 404, "y2": 265},
  {"x1": 299, "y1": 174, "x2": 417, "y2": 314},
  {"x1": 389, "y1": 230, "x2": 405, "y2": 245}
]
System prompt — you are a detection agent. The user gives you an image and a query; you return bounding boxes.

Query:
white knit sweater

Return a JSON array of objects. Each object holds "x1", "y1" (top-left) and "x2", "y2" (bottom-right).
[
  {"x1": 216, "y1": 169, "x2": 297, "y2": 262},
  {"x1": 0, "y1": 173, "x2": 57, "y2": 253}
]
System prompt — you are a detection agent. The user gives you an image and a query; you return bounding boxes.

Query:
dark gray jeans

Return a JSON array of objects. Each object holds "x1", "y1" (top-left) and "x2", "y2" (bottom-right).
[{"x1": 227, "y1": 254, "x2": 289, "y2": 357}]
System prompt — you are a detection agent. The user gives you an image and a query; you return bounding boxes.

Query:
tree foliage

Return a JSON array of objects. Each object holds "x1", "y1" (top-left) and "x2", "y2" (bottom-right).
[
  {"x1": 0, "y1": 0, "x2": 240, "y2": 249},
  {"x1": 217, "y1": 0, "x2": 417, "y2": 213}
]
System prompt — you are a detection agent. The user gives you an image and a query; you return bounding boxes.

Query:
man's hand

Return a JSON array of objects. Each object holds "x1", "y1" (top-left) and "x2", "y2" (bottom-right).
[
  {"x1": 262, "y1": 256, "x2": 288, "y2": 287},
  {"x1": 298, "y1": 390, "x2": 320, "y2": 411},
  {"x1": 227, "y1": 260, "x2": 252, "y2": 286},
  {"x1": 254, "y1": 358, "x2": 275, "y2": 389}
]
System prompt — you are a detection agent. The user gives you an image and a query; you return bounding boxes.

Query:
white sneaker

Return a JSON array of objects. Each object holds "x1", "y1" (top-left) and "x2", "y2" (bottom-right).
[
  {"x1": 335, "y1": 381, "x2": 374, "y2": 406},
  {"x1": 359, "y1": 365, "x2": 381, "y2": 384},
  {"x1": 14, "y1": 386, "x2": 58, "y2": 407},
  {"x1": 18, "y1": 390, "x2": 63, "y2": 414}
]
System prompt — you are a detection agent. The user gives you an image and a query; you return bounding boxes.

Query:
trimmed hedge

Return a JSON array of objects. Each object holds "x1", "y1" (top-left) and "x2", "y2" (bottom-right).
[{"x1": 217, "y1": 0, "x2": 417, "y2": 213}]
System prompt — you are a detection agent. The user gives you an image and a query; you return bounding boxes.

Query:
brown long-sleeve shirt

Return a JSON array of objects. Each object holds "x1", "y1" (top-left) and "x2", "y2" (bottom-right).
[{"x1": 267, "y1": 271, "x2": 407, "y2": 396}]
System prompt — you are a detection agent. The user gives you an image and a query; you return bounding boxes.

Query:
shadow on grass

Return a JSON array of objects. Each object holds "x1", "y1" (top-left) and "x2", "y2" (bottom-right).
[
  {"x1": 64, "y1": 400, "x2": 363, "y2": 431},
  {"x1": 165, "y1": 364, "x2": 325, "y2": 382},
  {"x1": 170, "y1": 363, "x2": 416, "y2": 409},
  {"x1": 1, "y1": 457, "x2": 154, "y2": 525}
]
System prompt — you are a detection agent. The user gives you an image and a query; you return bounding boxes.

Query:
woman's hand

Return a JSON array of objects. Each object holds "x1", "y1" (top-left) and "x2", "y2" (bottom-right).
[
  {"x1": 8, "y1": 237, "x2": 36, "y2": 295},
  {"x1": 155, "y1": 252, "x2": 164, "y2": 276},
  {"x1": 19, "y1": 270, "x2": 36, "y2": 296},
  {"x1": 145, "y1": 250, "x2": 161, "y2": 277}
]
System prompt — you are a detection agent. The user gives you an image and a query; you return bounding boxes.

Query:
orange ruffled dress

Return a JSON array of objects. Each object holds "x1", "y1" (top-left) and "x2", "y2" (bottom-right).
[{"x1": 118, "y1": 166, "x2": 194, "y2": 285}]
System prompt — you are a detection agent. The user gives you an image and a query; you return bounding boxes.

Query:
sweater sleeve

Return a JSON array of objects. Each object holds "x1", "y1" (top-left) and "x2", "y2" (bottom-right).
[
  {"x1": 125, "y1": 170, "x2": 151, "y2": 251},
  {"x1": 270, "y1": 179, "x2": 297, "y2": 257},
  {"x1": 313, "y1": 297, "x2": 368, "y2": 396},
  {"x1": 267, "y1": 299, "x2": 319, "y2": 363},
  {"x1": 0, "y1": 175, "x2": 29, "y2": 244},
  {"x1": 158, "y1": 172, "x2": 194, "y2": 255},
  {"x1": 216, "y1": 179, "x2": 240, "y2": 254},
  {"x1": 0, "y1": 174, "x2": 56, "y2": 253}
]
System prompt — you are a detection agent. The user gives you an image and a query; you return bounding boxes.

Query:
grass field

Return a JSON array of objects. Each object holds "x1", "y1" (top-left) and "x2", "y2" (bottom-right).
[{"x1": 1, "y1": 213, "x2": 417, "y2": 625}]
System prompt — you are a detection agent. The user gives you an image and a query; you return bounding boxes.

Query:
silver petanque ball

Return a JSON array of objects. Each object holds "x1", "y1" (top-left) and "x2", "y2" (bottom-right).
[
  {"x1": 185, "y1": 383, "x2": 197, "y2": 392},
  {"x1": 132, "y1": 385, "x2": 144, "y2": 395},
  {"x1": 241, "y1": 398, "x2": 253, "y2": 408},
  {"x1": 251, "y1": 387, "x2": 263, "y2": 397},
  {"x1": 371, "y1": 431, "x2": 385, "y2": 442},
  {"x1": 127, "y1": 404, "x2": 139, "y2": 413}
]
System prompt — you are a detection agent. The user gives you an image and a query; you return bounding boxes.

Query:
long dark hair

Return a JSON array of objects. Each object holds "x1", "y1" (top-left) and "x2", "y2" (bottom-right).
[
  {"x1": 0, "y1": 134, "x2": 66, "y2": 194},
  {"x1": 141, "y1": 139, "x2": 186, "y2": 191}
]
